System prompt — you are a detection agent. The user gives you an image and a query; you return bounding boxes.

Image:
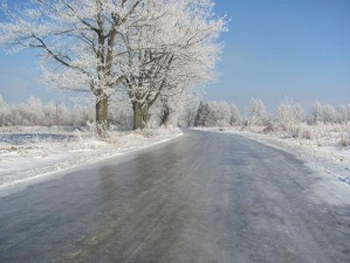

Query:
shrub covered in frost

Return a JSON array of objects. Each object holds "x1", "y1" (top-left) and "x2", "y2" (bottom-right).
[
  {"x1": 247, "y1": 98, "x2": 268, "y2": 126},
  {"x1": 276, "y1": 99, "x2": 304, "y2": 130}
]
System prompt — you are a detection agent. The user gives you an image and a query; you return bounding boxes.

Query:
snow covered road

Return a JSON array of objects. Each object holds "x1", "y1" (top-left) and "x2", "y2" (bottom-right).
[{"x1": 1, "y1": 130, "x2": 350, "y2": 262}]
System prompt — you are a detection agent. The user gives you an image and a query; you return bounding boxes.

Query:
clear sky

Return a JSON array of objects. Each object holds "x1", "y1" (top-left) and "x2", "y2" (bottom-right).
[
  {"x1": 206, "y1": 0, "x2": 350, "y2": 112},
  {"x1": 0, "y1": 0, "x2": 350, "y2": 113}
]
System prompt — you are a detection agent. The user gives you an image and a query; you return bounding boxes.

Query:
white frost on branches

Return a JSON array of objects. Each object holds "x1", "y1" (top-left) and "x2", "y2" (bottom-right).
[
  {"x1": 247, "y1": 98, "x2": 268, "y2": 126},
  {"x1": 0, "y1": 0, "x2": 226, "y2": 131},
  {"x1": 0, "y1": 0, "x2": 141, "y2": 97},
  {"x1": 277, "y1": 98, "x2": 304, "y2": 129}
]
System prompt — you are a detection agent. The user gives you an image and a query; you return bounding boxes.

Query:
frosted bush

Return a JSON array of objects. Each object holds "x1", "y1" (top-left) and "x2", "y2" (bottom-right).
[
  {"x1": 263, "y1": 120, "x2": 279, "y2": 133},
  {"x1": 300, "y1": 124, "x2": 314, "y2": 140},
  {"x1": 288, "y1": 125, "x2": 301, "y2": 139},
  {"x1": 276, "y1": 99, "x2": 304, "y2": 129},
  {"x1": 301, "y1": 129, "x2": 311, "y2": 140},
  {"x1": 286, "y1": 123, "x2": 314, "y2": 140},
  {"x1": 247, "y1": 98, "x2": 268, "y2": 126}
]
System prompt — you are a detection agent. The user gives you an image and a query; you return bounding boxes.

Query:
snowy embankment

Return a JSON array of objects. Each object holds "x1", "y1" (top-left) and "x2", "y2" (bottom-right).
[
  {"x1": 0, "y1": 126, "x2": 183, "y2": 190},
  {"x1": 232, "y1": 124, "x2": 350, "y2": 185},
  {"x1": 198, "y1": 124, "x2": 350, "y2": 185}
]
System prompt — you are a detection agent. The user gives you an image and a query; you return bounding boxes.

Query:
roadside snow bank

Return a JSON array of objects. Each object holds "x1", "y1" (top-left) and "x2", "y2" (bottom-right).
[
  {"x1": 0, "y1": 127, "x2": 183, "y2": 189},
  {"x1": 225, "y1": 125, "x2": 350, "y2": 185}
]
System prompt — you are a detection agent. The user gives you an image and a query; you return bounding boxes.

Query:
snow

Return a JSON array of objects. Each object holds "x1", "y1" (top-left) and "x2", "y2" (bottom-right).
[
  {"x1": 0, "y1": 127, "x2": 183, "y2": 191},
  {"x1": 198, "y1": 124, "x2": 350, "y2": 186},
  {"x1": 2, "y1": 123, "x2": 348, "y2": 196}
]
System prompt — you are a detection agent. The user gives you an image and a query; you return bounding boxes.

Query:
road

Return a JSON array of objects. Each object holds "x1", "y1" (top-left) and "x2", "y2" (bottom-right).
[{"x1": 1, "y1": 130, "x2": 350, "y2": 263}]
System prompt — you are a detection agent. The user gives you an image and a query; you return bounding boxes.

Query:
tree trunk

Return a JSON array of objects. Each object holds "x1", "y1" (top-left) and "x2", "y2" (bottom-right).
[
  {"x1": 160, "y1": 106, "x2": 171, "y2": 128},
  {"x1": 132, "y1": 101, "x2": 152, "y2": 130},
  {"x1": 96, "y1": 96, "x2": 109, "y2": 137},
  {"x1": 133, "y1": 101, "x2": 143, "y2": 130},
  {"x1": 162, "y1": 116, "x2": 171, "y2": 128},
  {"x1": 142, "y1": 109, "x2": 151, "y2": 128}
]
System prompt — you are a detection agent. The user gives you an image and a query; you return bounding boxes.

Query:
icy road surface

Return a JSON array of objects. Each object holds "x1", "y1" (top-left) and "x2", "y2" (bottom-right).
[{"x1": 1, "y1": 130, "x2": 350, "y2": 263}]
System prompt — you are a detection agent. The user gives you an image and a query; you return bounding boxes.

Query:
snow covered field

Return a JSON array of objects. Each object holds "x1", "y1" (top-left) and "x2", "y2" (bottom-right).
[
  {"x1": 0, "y1": 126, "x2": 182, "y2": 190},
  {"x1": 218, "y1": 124, "x2": 350, "y2": 185}
]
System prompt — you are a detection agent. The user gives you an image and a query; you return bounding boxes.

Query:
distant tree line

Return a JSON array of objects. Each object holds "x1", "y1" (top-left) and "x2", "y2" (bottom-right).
[
  {"x1": 182, "y1": 98, "x2": 350, "y2": 128},
  {"x1": 1, "y1": 94, "x2": 349, "y2": 131},
  {"x1": 0, "y1": 95, "x2": 92, "y2": 127},
  {"x1": 0, "y1": 94, "x2": 132, "y2": 129}
]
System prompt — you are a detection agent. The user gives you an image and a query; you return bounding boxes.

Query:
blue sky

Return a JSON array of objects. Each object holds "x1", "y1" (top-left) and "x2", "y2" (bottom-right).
[
  {"x1": 206, "y1": 0, "x2": 350, "y2": 112},
  {"x1": 0, "y1": 0, "x2": 349, "y2": 113}
]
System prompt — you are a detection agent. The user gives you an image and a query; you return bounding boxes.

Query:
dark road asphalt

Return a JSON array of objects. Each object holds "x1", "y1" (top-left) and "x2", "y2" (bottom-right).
[{"x1": 1, "y1": 130, "x2": 350, "y2": 263}]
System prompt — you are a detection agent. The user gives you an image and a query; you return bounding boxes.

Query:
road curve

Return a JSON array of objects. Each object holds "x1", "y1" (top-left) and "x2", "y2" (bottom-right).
[{"x1": 0, "y1": 130, "x2": 350, "y2": 263}]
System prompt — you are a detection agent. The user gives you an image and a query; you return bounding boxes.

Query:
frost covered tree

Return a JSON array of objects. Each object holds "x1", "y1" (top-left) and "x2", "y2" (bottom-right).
[
  {"x1": 0, "y1": 0, "x2": 142, "y2": 136},
  {"x1": 312, "y1": 101, "x2": 338, "y2": 124},
  {"x1": 109, "y1": 97, "x2": 133, "y2": 130},
  {"x1": 157, "y1": 87, "x2": 199, "y2": 128},
  {"x1": 192, "y1": 101, "x2": 240, "y2": 127},
  {"x1": 72, "y1": 105, "x2": 95, "y2": 126},
  {"x1": 337, "y1": 104, "x2": 350, "y2": 123},
  {"x1": 321, "y1": 104, "x2": 336, "y2": 123},
  {"x1": 207, "y1": 101, "x2": 240, "y2": 127},
  {"x1": 0, "y1": 94, "x2": 4, "y2": 108},
  {"x1": 208, "y1": 101, "x2": 231, "y2": 127},
  {"x1": 194, "y1": 101, "x2": 211, "y2": 127},
  {"x1": 312, "y1": 101, "x2": 323, "y2": 124},
  {"x1": 0, "y1": 0, "x2": 225, "y2": 132},
  {"x1": 158, "y1": 95, "x2": 180, "y2": 128},
  {"x1": 229, "y1": 104, "x2": 241, "y2": 126},
  {"x1": 118, "y1": 0, "x2": 226, "y2": 129},
  {"x1": 26, "y1": 95, "x2": 44, "y2": 125},
  {"x1": 0, "y1": 94, "x2": 5, "y2": 125},
  {"x1": 56, "y1": 103, "x2": 71, "y2": 126},
  {"x1": 43, "y1": 100, "x2": 57, "y2": 126},
  {"x1": 177, "y1": 98, "x2": 200, "y2": 127},
  {"x1": 247, "y1": 98, "x2": 268, "y2": 126},
  {"x1": 276, "y1": 99, "x2": 304, "y2": 128}
]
